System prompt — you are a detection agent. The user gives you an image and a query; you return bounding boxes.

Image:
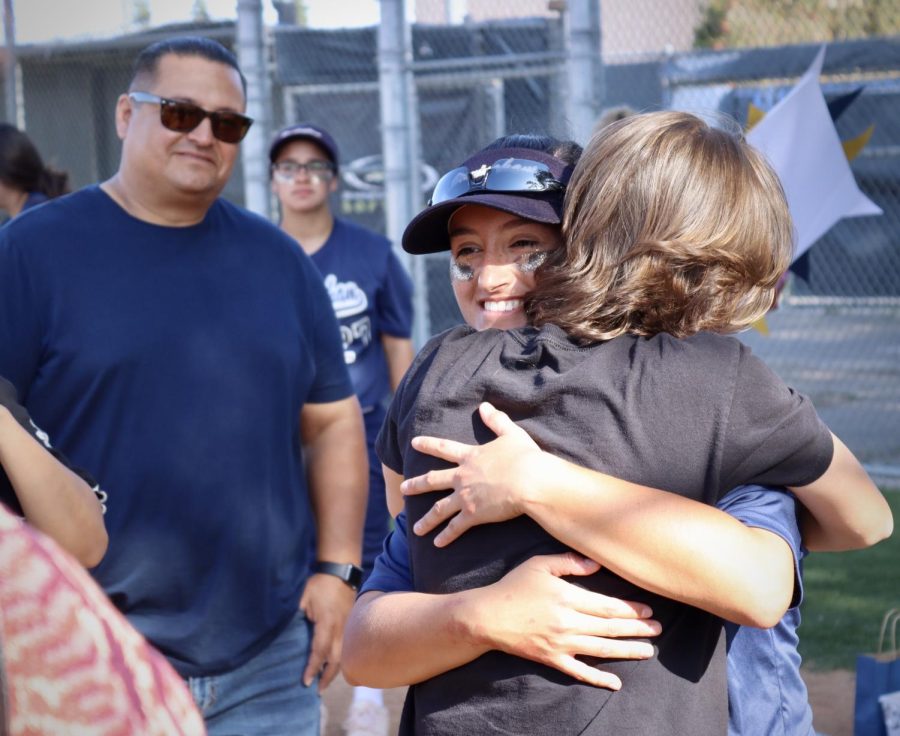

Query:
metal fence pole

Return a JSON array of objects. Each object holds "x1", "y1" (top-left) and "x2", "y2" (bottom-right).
[
  {"x1": 379, "y1": 0, "x2": 430, "y2": 346},
  {"x1": 2, "y1": 0, "x2": 17, "y2": 125},
  {"x1": 236, "y1": 0, "x2": 272, "y2": 219},
  {"x1": 564, "y1": 0, "x2": 601, "y2": 144}
]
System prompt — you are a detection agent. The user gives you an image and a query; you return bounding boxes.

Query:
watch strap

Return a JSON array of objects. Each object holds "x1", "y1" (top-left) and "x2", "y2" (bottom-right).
[{"x1": 313, "y1": 561, "x2": 364, "y2": 591}]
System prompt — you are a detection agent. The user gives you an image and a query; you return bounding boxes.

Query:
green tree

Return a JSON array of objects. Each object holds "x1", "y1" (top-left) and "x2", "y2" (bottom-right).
[
  {"x1": 192, "y1": 0, "x2": 210, "y2": 23},
  {"x1": 693, "y1": 0, "x2": 898, "y2": 49},
  {"x1": 132, "y1": 0, "x2": 150, "y2": 27}
]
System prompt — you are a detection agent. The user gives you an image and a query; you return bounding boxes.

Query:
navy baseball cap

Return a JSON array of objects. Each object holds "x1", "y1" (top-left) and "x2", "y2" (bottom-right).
[
  {"x1": 269, "y1": 123, "x2": 340, "y2": 167},
  {"x1": 402, "y1": 147, "x2": 573, "y2": 255}
]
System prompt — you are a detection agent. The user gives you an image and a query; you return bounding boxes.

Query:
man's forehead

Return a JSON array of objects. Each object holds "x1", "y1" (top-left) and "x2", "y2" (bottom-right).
[{"x1": 153, "y1": 54, "x2": 244, "y2": 101}]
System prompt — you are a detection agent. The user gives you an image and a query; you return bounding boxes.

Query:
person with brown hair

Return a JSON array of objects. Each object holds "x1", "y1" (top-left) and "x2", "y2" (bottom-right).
[
  {"x1": 0, "y1": 124, "x2": 69, "y2": 218},
  {"x1": 344, "y1": 112, "x2": 891, "y2": 735}
]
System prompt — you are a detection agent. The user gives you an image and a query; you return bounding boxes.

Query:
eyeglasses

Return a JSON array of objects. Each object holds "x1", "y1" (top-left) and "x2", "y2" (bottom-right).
[
  {"x1": 128, "y1": 92, "x2": 253, "y2": 144},
  {"x1": 429, "y1": 158, "x2": 565, "y2": 206},
  {"x1": 271, "y1": 160, "x2": 336, "y2": 182}
]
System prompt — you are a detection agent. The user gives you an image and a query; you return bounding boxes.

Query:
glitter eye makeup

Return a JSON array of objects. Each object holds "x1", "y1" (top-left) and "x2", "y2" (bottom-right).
[
  {"x1": 516, "y1": 250, "x2": 549, "y2": 273},
  {"x1": 449, "y1": 259, "x2": 475, "y2": 282}
]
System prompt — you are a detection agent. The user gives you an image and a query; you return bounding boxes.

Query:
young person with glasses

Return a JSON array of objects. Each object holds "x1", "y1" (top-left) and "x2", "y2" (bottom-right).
[
  {"x1": 0, "y1": 37, "x2": 369, "y2": 736},
  {"x1": 343, "y1": 121, "x2": 891, "y2": 734},
  {"x1": 269, "y1": 123, "x2": 414, "y2": 736}
]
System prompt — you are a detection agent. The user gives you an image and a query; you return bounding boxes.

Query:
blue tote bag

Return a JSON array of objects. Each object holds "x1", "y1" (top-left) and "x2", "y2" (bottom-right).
[{"x1": 855, "y1": 609, "x2": 900, "y2": 736}]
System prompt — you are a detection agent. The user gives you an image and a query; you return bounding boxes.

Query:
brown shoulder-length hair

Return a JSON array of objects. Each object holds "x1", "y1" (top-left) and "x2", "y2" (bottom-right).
[{"x1": 527, "y1": 111, "x2": 794, "y2": 343}]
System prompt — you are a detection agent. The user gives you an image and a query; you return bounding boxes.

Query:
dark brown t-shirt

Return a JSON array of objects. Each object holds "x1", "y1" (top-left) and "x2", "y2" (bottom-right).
[{"x1": 378, "y1": 324, "x2": 833, "y2": 736}]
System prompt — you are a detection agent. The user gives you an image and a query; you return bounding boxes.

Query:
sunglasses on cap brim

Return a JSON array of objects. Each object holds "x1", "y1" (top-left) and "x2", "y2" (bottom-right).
[
  {"x1": 428, "y1": 158, "x2": 565, "y2": 207},
  {"x1": 129, "y1": 92, "x2": 253, "y2": 144}
]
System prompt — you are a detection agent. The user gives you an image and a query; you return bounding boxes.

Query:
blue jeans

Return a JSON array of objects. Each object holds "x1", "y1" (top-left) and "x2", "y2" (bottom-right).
[{"x1": 187, "y1": 613, "x2": 320, "y2": 736}]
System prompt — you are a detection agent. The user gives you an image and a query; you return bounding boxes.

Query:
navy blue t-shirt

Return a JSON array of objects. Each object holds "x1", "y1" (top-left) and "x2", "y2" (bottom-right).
[
  {"x1": 0, "y1": 186, "x2": 353, "y2": 676},
  {"x1": 310, "y1": 218, "x2": 413, "y2": 410}
]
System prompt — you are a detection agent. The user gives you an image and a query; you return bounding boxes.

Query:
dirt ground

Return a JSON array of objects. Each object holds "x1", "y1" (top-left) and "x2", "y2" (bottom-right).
[{"x1": 322, "y1": 667, "x2": 856, "y2": 736}]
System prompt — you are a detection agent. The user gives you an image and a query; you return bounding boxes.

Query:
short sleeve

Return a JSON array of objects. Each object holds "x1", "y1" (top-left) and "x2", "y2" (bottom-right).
[
  {"x1": 375, "y1": 378, "x2": 406, "y2": 475},
  {"x1": 359, "y1": 511, "x2": 413, "y2": 595},
  {"x1": 376, "y1": 249, "x2": 414, "y2": 339},
  {"x1": 375, "y1": 328, "x2": 466, "y2": 476},
  {"x1": 717, "y1": 484, "x2": 805, "y2": 608},
  {"x1": 720, "y1": 346, "x2": 833, "y2": 491}
]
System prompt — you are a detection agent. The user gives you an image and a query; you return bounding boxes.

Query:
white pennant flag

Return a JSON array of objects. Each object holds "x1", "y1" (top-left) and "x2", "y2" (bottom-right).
[{"x1": 746, "y1": 46, "x2": 882, "y2": 262}]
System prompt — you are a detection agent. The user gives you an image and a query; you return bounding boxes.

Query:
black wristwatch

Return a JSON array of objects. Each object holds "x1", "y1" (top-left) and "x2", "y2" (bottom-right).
[{"x1": 313, "y1": 561, "x2": 364, "y2": 591}]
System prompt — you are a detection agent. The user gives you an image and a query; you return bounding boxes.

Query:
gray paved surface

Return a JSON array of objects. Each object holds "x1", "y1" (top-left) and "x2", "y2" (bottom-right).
[{"x1": 739, "y1": 303, "x2": 900, "y2": 485}]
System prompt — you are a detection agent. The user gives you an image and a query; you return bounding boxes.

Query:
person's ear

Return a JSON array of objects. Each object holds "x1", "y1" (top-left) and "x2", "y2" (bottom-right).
[
  {"x1": 114, "y1": 94, "x2": 133, "y2": 141},
  {"x1": 329, "y1": 174, "x2": 338, "y2": 194}
]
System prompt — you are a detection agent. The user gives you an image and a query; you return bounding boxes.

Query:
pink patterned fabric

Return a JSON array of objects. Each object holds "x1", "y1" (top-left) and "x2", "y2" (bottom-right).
[{"x1": 0, "y1": 504, "x2": 206, "y2": 735}]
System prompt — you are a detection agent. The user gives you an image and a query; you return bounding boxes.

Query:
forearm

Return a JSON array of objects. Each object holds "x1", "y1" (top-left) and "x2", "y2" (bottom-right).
[
  {"x1": 382, "y1": 335, "x2": 414, "y2": 392},
  {"x1": 791, "y1": 433, "x2": 892, "y2": 551},
  {"x1": 0, "y1": 407, "x2": 107, "y2": 567},
  {"x1": 523, "y1": 455, "x2": 793, "y2": 626},
  {"x1": 303, "y1": 398, "x2": 368, "y2": 564},
  {"x1": 343, "y1": 589, "x2": 487, "y2": 688}
]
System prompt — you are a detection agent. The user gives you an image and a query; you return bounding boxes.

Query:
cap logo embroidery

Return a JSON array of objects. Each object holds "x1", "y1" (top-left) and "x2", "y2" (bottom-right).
[{"x1": 469, "y1": 164, "x2": 490, "y2": 181}]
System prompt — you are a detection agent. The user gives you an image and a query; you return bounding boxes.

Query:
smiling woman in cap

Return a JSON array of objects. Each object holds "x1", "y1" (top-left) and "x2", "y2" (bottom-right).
[{"x1": 403, "y1": 136, "x2": 578, "y2": 331}]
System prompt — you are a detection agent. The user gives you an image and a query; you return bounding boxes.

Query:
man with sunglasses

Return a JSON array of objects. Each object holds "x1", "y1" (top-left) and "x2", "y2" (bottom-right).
[
  {"x1": 270, "y1": 123, "x2": 414, "y2": 736},
  {"x1": 0, "y1": 36, "x2": 368, "y2": 736}
]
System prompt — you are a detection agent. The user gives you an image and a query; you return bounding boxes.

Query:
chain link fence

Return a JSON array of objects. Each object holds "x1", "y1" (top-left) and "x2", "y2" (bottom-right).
[{"x1": 1, "y1": 0, "x2": 898, "y2": 478}]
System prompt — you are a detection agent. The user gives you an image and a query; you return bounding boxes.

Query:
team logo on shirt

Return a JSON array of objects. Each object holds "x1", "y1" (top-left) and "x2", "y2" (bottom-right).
[
  {"x1": 323, "y1": 273, "x2": 372, "y2": 364},
  {"x1": 323, "y1": 274, "x2": 368, "y2": 319}
]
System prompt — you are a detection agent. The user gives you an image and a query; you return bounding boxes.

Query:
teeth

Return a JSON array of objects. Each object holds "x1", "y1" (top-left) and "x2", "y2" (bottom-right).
[{"x1": 483, "y1": 300, "x2": 522, "y2": 313}]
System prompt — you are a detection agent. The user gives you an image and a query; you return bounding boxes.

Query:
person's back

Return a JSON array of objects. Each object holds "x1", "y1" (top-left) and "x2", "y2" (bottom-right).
[{"x1": 379, "y1": 321, "x2": 832, "y2": 735}]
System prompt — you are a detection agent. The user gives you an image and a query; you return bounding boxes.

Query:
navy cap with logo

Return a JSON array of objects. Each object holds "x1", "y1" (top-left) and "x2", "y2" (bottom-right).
[
  {"x1": 269, "y1": 123, "x2": 340, "y2": 168},
  {"x1": 402, "y1": 147, "x2": 573, "y2": 255}
]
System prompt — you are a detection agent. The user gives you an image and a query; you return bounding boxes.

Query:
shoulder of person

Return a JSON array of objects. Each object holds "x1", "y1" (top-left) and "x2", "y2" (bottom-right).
[
  {"x1": 635, "y1": 330, "x2": 748, "y2": 365},
  {"x1": 332, "y1": 217, "x2": 393, "y2": 252},
  {"x1": 404, "y1": 325, "x2": 475, "y2": 373},
  {"x1": 1, "y1": 187, "x2": 94, "y2": 243},
  {"x1": 216, "y1": 198, "x2": 320, "y2": 262}
]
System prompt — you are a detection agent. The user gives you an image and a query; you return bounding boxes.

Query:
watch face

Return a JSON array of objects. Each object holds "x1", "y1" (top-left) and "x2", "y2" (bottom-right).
[
  {"x1": 315, "y1": 561, "x2": 364, "y2": 590},
  {"x1": 347, "y1": 564, "x2": 364, "y2": 590}
]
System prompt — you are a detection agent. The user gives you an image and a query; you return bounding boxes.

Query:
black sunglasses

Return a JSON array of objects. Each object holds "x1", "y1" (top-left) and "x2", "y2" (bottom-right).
[
  {"x1": 129, "y1": 92, "x2": 254, "y2": 144},
  {"x1": 429, "y1": 158, "x2": 566, "y2": 206}
]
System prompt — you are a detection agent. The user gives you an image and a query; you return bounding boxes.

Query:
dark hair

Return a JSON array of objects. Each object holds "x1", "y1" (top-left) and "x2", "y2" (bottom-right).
[
  {"x1": 0, "y1": 123, "x2": 69, "y2": 199},
  {"x1": 484, "y1": 133, "x2": 582, "y2": 168},
  {"x1": 129, "y1": 36, "x2": 247, "y2": 97}
]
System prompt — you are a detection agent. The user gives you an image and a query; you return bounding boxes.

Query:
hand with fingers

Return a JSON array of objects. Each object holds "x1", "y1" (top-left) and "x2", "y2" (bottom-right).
[
  {"x1": 404, "y1": 401, "x2": 558, "y2": 546},
  {"x1": 299, "y1": 573, "x2": 356, "y2": 691},
  {"x1": 471, "y1": 552, "x2": 661, "y2": 690}
]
